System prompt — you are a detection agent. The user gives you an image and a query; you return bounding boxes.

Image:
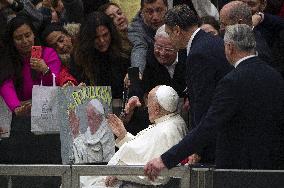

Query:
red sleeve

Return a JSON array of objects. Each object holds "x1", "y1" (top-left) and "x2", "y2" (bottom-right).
[{"x1": 57, "y1": 66, "x2": 78, "y2": 86}]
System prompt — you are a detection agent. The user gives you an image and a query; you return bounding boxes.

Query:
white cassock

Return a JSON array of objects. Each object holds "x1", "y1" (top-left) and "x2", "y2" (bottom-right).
[
  {"x1": 80, "y1": 112, "x2": 188, "y2": 187},
  {"x1": 73, "y1": 119, "x2": 115, "y2": 164}
]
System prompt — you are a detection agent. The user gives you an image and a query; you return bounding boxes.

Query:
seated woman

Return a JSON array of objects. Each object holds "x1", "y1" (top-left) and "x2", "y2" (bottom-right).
[
  {"x1": 0, "y1": 15, "x2": 62, "y2": 187},
  {"x1": 72, "y1": 11, "x2": 129, "y2": 98}
]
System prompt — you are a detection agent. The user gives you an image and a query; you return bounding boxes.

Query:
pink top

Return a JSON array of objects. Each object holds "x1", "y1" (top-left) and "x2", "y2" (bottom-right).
[{"x1": 0, "y1": 47, "x2": 61, "y2": 111}]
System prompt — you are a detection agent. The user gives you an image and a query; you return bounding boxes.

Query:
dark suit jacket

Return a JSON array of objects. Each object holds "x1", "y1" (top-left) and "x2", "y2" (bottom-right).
[
  {"x1": 255, "y1": 14, "x2": 284, "y2": 77},
  {"x1": 162, "y1": 57, "x2": 284, "y2": 169},
  {"x1": 185, "y1": 30, "x2": 233, "y2": 163},
  {"x1": 187, "y1": 30, "x2": 232, "y2": 128},
  {"x1": 254, "y1": 30, "x2": 273, "y2": 65}
]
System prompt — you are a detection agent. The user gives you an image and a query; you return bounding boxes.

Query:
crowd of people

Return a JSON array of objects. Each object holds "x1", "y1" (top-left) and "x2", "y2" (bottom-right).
[{"x1": 0, "y1": 0, "x2": 284, "y2": 187}]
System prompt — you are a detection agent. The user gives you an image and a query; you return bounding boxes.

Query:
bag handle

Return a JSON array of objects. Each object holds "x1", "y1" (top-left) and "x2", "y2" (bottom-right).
[{"x1": 40, "y1": 73, "x2": 56, "y2": 86}]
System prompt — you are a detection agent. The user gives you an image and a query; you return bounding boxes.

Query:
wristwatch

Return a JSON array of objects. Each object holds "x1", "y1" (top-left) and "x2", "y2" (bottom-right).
[{"x1": 43, "y1": 67, "x2": 50, "y2": 76}]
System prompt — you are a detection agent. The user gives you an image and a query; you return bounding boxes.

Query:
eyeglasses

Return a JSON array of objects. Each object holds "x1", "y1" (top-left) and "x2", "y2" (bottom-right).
[
  {"x1": 143, "y1": 7, "x2": 166, "y2": 16},
  {"x1": 154, "y1": 44, "x2": 176, "y2": 54}
]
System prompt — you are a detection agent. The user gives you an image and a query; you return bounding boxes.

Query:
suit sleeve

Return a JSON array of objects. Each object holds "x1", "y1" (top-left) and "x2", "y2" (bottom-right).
[
  {"x1": 128, "y1": 14, "x2": 149, "y2": 73},
  {"x1": 161, "y1": 75, "x2": 239, "y2": 169}
]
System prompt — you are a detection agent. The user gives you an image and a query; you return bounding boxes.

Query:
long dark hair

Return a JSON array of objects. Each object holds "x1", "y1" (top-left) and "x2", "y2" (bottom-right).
[
  {"x1": 0, "y1": 16, "x2": 40, "y2": 88},
  {"x1": 74, "y1": 11, "x2": 121, "y2": 85}
]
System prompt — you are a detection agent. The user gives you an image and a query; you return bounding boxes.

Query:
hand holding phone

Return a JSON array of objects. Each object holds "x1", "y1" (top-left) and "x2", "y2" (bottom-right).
[
  {"x1": 31, "y1": 46, "x2": 42, "y2": 59},
  {"x1": 128, "y1": 67, "x2": 140, "y2": 85}
]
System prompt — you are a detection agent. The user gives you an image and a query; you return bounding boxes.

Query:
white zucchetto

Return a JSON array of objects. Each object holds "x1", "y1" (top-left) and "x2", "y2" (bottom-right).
[
  {"x1": 89, "y1": 99, "x2": 104, "y2": 115},
  {"x1": 155, "y1": 85, "x2": 178, "y2": 112}
]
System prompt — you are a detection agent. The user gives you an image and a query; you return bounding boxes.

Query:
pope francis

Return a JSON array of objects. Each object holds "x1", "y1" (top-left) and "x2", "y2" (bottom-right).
[{"x1": 80, "y1": 85, "x2": 187, "y2": 187}]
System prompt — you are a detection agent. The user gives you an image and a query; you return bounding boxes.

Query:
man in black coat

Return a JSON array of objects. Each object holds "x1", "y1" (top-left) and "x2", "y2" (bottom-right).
[
  {"x1": 144, "y1": 24, "x2": 284, "y2": 179},
  {"x1": 159, "y1": 5, "x2": 232, "y2": 164}
]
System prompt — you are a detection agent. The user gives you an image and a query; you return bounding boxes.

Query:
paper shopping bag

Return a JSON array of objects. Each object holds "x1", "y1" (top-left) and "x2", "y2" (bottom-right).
[
  {"x1": 0, "y1": 96, "x2": 12, "y2": 139},
  {"x1": 31, "y1": 73, "x2": 60, "y2": 134}
]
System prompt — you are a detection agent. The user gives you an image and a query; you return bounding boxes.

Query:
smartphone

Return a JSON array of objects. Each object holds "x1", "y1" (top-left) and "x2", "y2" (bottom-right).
[
  {"x1": 128, "y1": 67, "x2": 139, "y2": 85},
  {"x1": 31, "y1": 46, "x2": 42, "y2": 59}
]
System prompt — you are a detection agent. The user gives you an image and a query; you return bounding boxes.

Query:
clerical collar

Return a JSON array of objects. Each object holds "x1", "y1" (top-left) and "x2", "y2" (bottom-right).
[
  {"x1": 154, "y1": 112, "x2": 178, "y2": 124},
  {"x1": 187, "y1": 28, "x2": 201, "y2": 55},
  {"x1": 234, "y1": 54, "x2": 257, "y2": 68}
]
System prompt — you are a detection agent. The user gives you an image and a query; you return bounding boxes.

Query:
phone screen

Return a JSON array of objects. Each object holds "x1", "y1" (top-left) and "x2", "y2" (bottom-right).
[
  {"x1": 31, "y1": 46, "x2": 42, "y2": 59},
  {"x1": 128, "y1": 67, "x2": 139, "y2": 85}
]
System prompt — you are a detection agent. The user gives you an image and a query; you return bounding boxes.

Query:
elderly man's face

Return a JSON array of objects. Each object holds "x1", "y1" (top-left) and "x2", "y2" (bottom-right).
[
  {"x1": 154, "y1": 36, "x2": 177, "y2": 66},
  {"x1": 86, "y1": 105, "x2": 103, "y2": 134},
  {"x1": 239, "y1": 0, "x2": 266, "y2": 14},
  {"x1": 141, "y1": 0, "x2": 167, "y2": 30},
  {"x1": 147, "y1": 88, "x2": 159, "y2": 123},
  {"x1": 219, "y1": 7, "x2": 234, "y2": 36}
]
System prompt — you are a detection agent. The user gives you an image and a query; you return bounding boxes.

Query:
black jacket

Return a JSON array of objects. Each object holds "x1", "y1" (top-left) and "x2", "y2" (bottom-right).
[{"x1": 162, "y1": 57, "x2": 284, "y2": 169}]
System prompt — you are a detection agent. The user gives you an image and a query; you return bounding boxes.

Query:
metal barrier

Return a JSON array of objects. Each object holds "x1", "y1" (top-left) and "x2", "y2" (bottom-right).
[
  {"x1": 0, "y1": 165, "x2": 71, "y2": 188},
  {"x1": 2, "y1": 165, "x2": 284, "y2": 188},
  {"x1": 71, "y1": 165, "x2": 191, "y2": 188},
  {"x1": 0, "y1": 165, "x2": 191, "y2": 188}
]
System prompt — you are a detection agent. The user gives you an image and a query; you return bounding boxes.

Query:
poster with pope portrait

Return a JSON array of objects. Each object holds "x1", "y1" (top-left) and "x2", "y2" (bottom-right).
[{"x1": 59, "y1": 86, "x2": 115, "y2": 164}]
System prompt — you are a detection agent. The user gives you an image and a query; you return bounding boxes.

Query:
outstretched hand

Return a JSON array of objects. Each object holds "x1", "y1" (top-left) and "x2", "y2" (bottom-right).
[
  {"x1": 144, "y1": 157, "x2": 166, "y2": 181},
  {"x1": 125, "y1": 96, "x2": 141, "y2": 114},
  {"x1": 107, "y1": 114, "x2": 127, "y2": 140},
  {"x1": 68, "y1": 109, "x2": 80, "y2": 138}
]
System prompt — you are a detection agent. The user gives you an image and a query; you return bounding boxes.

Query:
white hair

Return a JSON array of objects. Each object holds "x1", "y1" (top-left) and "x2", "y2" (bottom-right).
[
  {"x1": 155, "y1": 24, "x2": 169, "y2": 39},
  {"x1": 224, "y1": 24, "x2": 256, "y2": 52},
  {"x1": 88, "y1": 99, "x2": 104, "y2": 115}
]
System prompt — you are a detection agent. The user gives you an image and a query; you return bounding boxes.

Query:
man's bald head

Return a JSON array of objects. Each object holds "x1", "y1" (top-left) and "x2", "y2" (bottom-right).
[{"x1": 220, "y1": 1, "x2": 252, "y2": 33}]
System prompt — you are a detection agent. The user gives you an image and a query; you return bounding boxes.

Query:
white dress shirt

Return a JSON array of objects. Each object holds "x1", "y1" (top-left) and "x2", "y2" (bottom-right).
[
  {"x1": 234, "y1": 55, "x2": 257, "y2": 68},
  {"x1": 187, "y1": 28, "x2": 201, "y2": 55}
]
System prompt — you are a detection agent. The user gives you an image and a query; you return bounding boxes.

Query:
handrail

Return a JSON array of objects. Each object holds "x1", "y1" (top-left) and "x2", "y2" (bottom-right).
[
  {"x1": 0, "y1": 164, "x2": 71, "y2": 188},
  {"x1": 71, "y1": 165, "x2": 191, "y2": 188},
  {"x1": 0, "y1": 165, "x2": 191, "y2": 188},
  {"x1": 1, "y1": 164, "x2": 284, "y2": 188}
]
